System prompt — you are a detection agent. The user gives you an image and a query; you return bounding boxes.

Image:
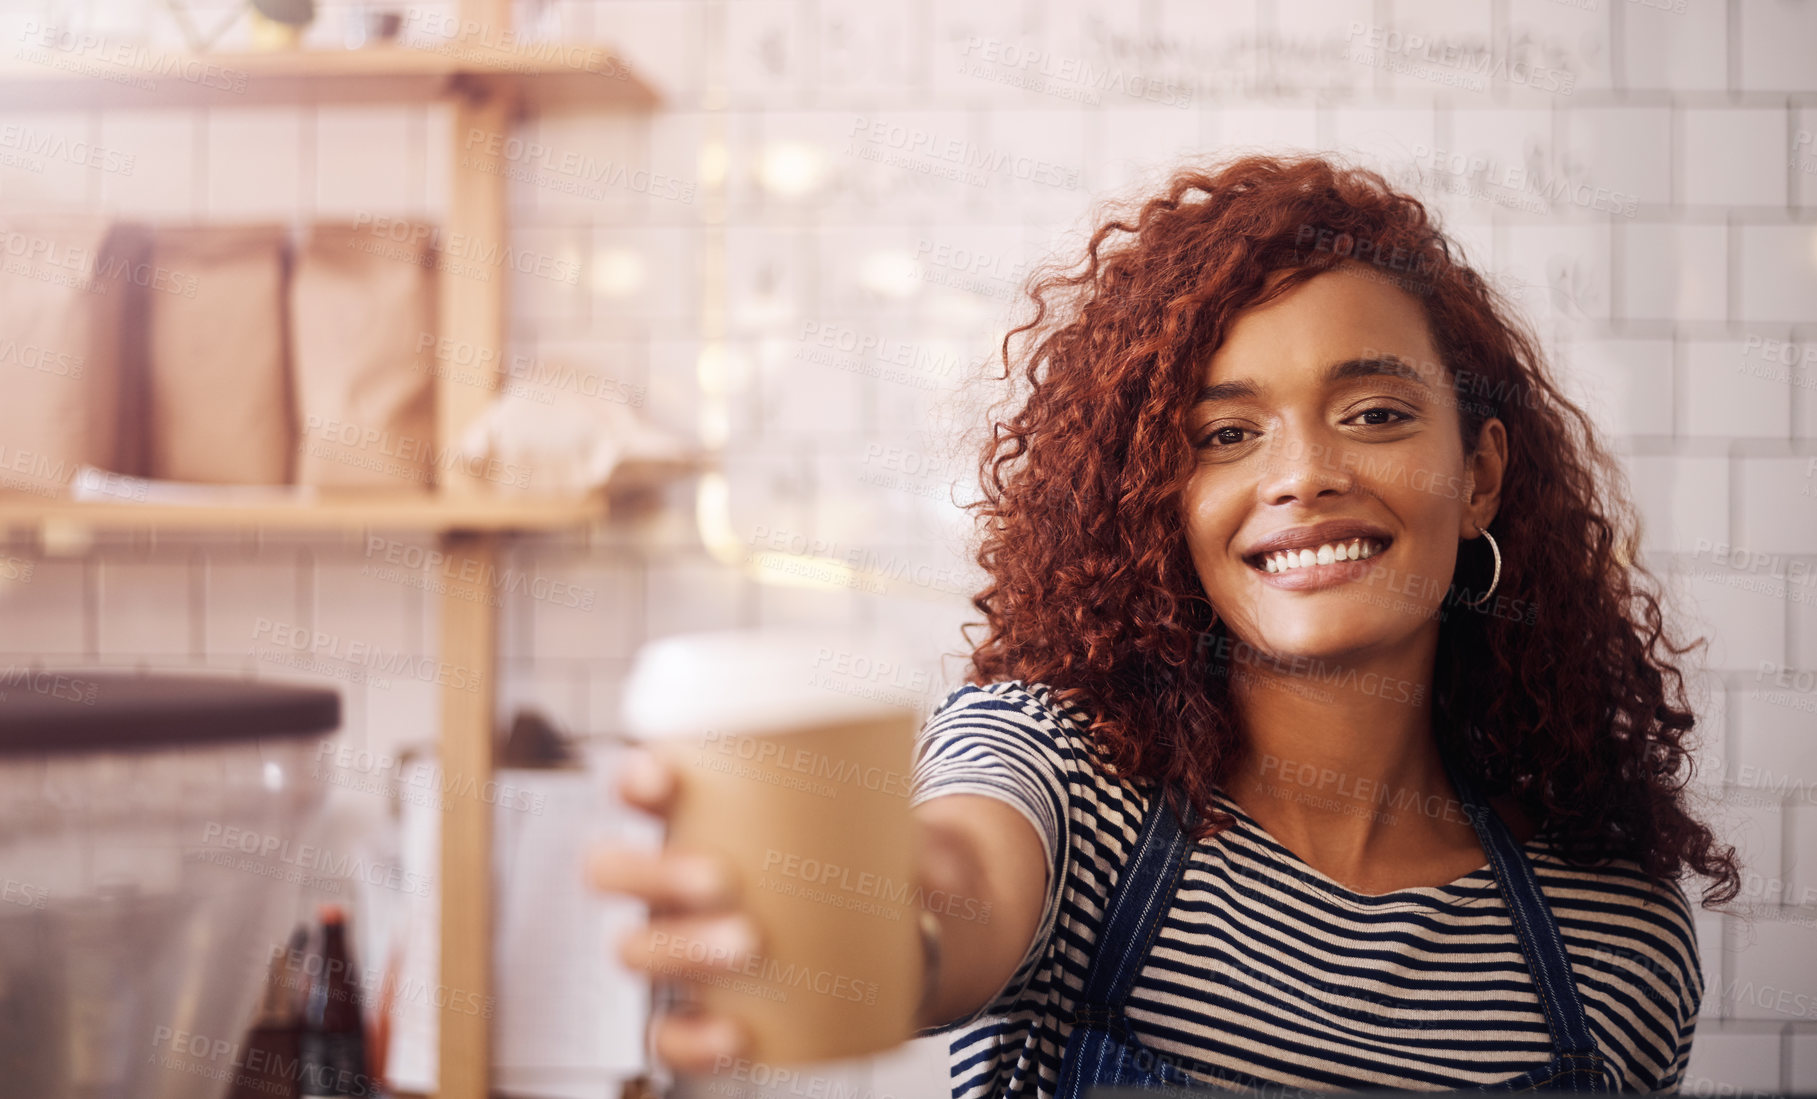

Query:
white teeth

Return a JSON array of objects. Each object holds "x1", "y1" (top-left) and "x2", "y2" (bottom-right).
[{"x1": 1258, "y1": 539, "x2": 1386, "y2": 573}]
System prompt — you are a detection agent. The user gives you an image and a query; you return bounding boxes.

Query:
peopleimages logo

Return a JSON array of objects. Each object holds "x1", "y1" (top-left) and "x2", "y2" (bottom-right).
[
  {"x1": 759, "y1": 847, "x2": 991, "y2": 923},
  {"x1": 644, "y1": 931, "x2": 881, "y2": 1005},
  {"x1": 706, "y1": 1057, "x2": 901, "y2": 1099},
  {"x1": 0, "y1": 666, "x2": 96, "y2": 704},
  {"x1": 362, "y1": 535, "x2": 596, "y2": 610},
  {"x1": 298, "y1": 414, "x2": 532, "y2": 490},
  {"x1": 16, "y1": 21, "x2": 249, "y2": 93},
  {"x1": 0, "y1": 337, "x2": 84, "y2": 379},
  {"x1": 414, "y1": 333, "x2": 647, "y2": 408},
  {"x1": 459, "y1": 128, "x2": 694, "y2": 204},
  {"x1": 0, "y1": 228, "x2": 196, "y2": 299},
  {"x1": 312, "y1": 740, "x2": 547, "y2": 816},
  {"x1": 250, "y1": 618, "x2": 485, "y2": 694},
  {"x1": 2, "y1": 877, "x2": 48, "y2": 909},
  {"x1": 1409, "y1": 144, "x2": 1638, "y2": 217},
  {"x1": 955, "y1": 36, "x2": 1193, "y2": 108},
  {"x1": 404, "y1": 8, "x2": 635, "y2": 80},
  {"x1": 1345, "y1": 23, "x2": 1577, "y2": 95},
  {"x1": 0, "y1": 123, "x2": 134, "y2": 175},
  {"x1": 696, "y1": 728, "x2": 915, "y2": 797},
  {"x1": 348, "y1": 213, "x2": 580, "y2": 285},
  {"x1": 846, "y1": 116, "x2": 1081, "y2": 190},
  {"x1": 193, "y1": 822, "x2": 432, "y2": 897}
]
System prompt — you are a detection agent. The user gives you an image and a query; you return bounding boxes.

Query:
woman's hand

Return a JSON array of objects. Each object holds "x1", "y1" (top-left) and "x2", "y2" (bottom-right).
[
  {"x1": 590, "y1": 749, "x2": 1052, "y2": 1067},
  {"x1": 588, "y1": 748, "x2": 755, "y2": 1073}
]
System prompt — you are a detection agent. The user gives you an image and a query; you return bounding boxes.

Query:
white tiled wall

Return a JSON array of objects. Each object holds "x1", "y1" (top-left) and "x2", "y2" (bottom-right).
[{"x1": 2, "y1": 0, "x2": 1815, "y2": 1094}]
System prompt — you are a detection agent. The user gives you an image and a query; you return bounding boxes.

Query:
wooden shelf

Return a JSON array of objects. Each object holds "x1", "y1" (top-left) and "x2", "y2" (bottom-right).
[
  {"x1": 0, "y1": 492, "x2": 608, "y2": 533},
  {"x1": 0, "y1": 456, "x2": 710, "y2": 534},
  {"x1": 0, "y1": 41, "x2": 658, "y2": 109},
  {"x1": 0, "y1": 8, "x2": 668, "y2": 1095}
]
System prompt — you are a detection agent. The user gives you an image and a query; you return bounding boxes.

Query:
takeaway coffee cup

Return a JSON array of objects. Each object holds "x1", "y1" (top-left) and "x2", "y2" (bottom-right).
[{"x1": 620, "y1": 628, "x2": 924, "y2": 1066}]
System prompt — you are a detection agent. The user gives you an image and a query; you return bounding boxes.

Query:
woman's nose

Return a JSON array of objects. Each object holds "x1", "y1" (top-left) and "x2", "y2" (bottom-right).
[{"x1": 1257, "y1": 431, "x2": 1356, "y2": 505}]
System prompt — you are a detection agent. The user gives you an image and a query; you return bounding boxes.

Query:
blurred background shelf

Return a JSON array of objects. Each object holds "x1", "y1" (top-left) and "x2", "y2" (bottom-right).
[
  {"x1": 0, "y1": 41, "x2": 658, "y2": 109},
  {"x1": 0, "y1": 492, "x2": 609, "y2": 533},
  {"x1": 0, "y1": 459, "x2": 709, "y2": 534},
  {"x1": 0, "y1": 4, "x2": 669, "y2": 1095}
]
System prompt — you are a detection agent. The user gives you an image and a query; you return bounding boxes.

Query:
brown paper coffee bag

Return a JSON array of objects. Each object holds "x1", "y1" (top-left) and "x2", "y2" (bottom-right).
[
  {"x1": 290, "y1": 221, "x2": 437, "y2": 490},
  {"x1": 0, "y1": 213, "x2": 146, "y2": 497},
  {"x1": 146, "y1": 224, "x2": 292, "y2": 484}
]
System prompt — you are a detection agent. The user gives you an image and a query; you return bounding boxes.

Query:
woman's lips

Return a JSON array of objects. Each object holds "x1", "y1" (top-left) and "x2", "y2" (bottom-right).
[{"x1": 1244, "y1": 537, "x2": 1390, "y2": 591}]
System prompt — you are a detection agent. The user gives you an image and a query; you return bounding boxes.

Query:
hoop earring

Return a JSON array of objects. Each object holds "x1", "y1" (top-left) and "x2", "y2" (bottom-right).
[{"x1": 1462, "y1": 526, "x2": 1502, "y2": 607}]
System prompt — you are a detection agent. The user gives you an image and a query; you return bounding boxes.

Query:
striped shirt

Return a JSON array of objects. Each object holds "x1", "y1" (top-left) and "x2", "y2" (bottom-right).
[{"x1": 908, "y1": 680, "x2": 1705, "y2": 1096}]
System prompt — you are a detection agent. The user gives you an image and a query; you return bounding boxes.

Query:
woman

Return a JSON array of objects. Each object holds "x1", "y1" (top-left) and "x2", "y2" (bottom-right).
[{"x1": 593, "y1": 154, "x2": 1740, "y2": 1094}]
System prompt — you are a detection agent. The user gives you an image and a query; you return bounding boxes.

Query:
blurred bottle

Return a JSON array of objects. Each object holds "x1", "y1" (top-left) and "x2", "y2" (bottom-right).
[
  {"x1": 300, "y1": 904, "x2": 376, "y2": 1098},
  {"x1": 228, "y1": 924, "x2": 308, "y2": 1099}
]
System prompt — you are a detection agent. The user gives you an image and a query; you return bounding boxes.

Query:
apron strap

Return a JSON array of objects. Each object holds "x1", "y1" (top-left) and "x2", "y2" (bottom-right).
[
  {"x1": 1069, "y1": 756, "x2": 1602, "y2": 1068},
  {"x1": 1439, "y1": 745, "x2": 1602, "y2": 1059},
  {"x1": 1071, "y1": 783, "x2": 1199, "y2": 1018}
]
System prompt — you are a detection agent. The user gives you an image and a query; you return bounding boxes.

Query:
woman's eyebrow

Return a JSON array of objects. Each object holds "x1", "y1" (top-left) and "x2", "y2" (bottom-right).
[
  {"x1": 1193, "y1": 355, "x2": 1432, "y2": 405},
  {"x1": 1325, "y1": 354, "x2": 1433, "y2": 388}
]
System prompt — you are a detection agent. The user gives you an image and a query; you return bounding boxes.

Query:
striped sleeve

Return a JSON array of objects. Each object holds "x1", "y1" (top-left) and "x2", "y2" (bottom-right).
[
  {"x1": 1659, "y1": 878, "x2": 1707, "y2": 1093},
  {"x1": 908, "y1": 682, "x2": 1076, "y2": 1033},
  {"x1": 1660, "y1": 1009, "x2": 1697, "y2": 1093}
]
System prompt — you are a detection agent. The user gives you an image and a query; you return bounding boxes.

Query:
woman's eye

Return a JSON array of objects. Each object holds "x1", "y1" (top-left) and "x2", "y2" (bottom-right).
[
  {"x1": 1198, "y1": 426, "x2": 1254, "y2": 448},
  {"x1": 1351, "y1": 406, "x2": 1412, "y2": 427}
]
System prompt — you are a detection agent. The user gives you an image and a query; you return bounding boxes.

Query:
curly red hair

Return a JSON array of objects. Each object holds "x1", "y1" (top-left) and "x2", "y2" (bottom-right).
[{"x1": 960, "y1": 153, "x2": 1740, "y2": 906}]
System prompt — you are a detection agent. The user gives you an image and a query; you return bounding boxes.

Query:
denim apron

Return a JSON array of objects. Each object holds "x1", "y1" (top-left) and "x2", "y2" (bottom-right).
[{"x1": 1055, "y1": 749, "x2": 1614, "y2": 1095}]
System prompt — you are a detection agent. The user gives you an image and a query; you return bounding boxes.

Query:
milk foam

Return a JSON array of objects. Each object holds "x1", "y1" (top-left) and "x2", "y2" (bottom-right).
[{"x1": 620, "y1": 628, "x2": 915, "y2": 741}]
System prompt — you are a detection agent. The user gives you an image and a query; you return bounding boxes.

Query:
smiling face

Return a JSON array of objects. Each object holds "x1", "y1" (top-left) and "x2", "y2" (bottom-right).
[{"x1": 1184, "y1": 263, "x2": 1506, "y2": 667}]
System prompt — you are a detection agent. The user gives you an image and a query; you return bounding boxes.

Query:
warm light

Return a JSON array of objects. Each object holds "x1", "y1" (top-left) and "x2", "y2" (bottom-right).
[
  {"x1": 591, "y1": 247, "x2": 645, "y2": 297},
  {"x1": 696, "y1": 463, "x2": 865, "y2": 593},
  {"x1": 730, "y1": 283, "x2": 795, "y2": 328},
  {"x1": 757, "y1": 141, "x2": 827, "y2": 198},
  {"x1": 696, "y1": 342, "x2": 751, "y2": 396},
  {"x1": 696, "y1": 472, "x2": 740, "y2": 564},
  {"x1": 697, "y1": 342, "x2": 727, "y2": 395},
  {"x1": 696, "y1": 343, "x2": 737, "y2": 448},
  {"x1": 858, "y1": 249, "x2": 921, "y2": 299},
  {"x1": 694, "y1": 473, "x2": 860, "y2": 591},
  {"x1": 698, "y1": 140, "x2": 729, "y2": 188}
]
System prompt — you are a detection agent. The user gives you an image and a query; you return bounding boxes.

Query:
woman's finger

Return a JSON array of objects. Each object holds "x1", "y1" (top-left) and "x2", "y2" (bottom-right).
[
  {"x1": 617, "y1": 913, "x2": 763, "y2": 980},
  {"x1": 587, "y1": 845, "x2": 736, "y2": 910},
  {"x1": 614, "y1": 748, "x2": 677, "y2": 815},
  {"x1": 650, "y1": 1007, "x2": 750, "y2": 1075}
]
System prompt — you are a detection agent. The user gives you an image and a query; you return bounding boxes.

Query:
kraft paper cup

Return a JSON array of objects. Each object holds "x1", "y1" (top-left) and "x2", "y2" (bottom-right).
[{"x1": 621, "y1": 628, "x2": 923, "y2": 1067}]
